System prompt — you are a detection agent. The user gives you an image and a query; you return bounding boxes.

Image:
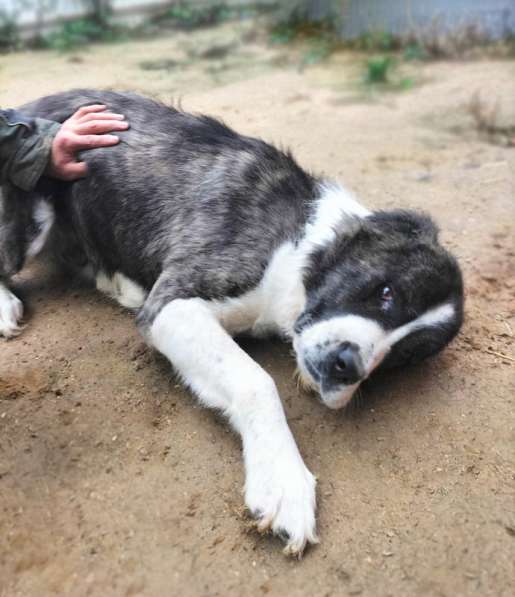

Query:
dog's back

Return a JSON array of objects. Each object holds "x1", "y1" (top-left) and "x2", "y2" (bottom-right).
[{"x1": 22, "y1": 90, "x2": 318, "y2": 299}]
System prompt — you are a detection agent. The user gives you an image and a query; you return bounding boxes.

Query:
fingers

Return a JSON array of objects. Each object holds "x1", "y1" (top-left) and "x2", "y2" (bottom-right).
[
  {"x1": 70, "y1": 104, "x2": 108, "y2": 120},
  {"x1": 75, "y1": 119, "x2": 129, "y2": 135},
  {"x1": 49, "y1": 104, "x2": 128, "y2": 181},
  {"x1": 76, "y1": 111, "x2": 125, "y2": 123},
  {"x1": 71, "y1": 105, "x2": 126, "y2": 124},
  {"x1": 68, "y1": 133, "x2": 121, "y2": 150}
]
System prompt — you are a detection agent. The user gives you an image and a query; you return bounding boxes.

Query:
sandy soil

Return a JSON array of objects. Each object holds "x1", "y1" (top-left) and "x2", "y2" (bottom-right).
[{"x1": 1, "y1": 23, "x2": 514, "y2": 597}]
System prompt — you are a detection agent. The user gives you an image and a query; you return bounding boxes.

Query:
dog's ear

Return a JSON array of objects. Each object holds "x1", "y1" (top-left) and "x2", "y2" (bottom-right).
[{"x1": 369, "y1": 210, "x2": 439, "y2": 243}]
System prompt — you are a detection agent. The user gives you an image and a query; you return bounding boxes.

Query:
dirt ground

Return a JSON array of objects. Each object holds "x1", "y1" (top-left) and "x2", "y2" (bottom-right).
[{"x1": 1, "y1": 22, "x2": 514, "y2": 597}]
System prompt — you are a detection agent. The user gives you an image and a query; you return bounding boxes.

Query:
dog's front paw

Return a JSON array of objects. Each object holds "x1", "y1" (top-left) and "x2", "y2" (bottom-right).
[
  {"x1": 245, "y1": 453, "x2": 318, "y2": 558},
  {"x1": 0, "y1": 287, "x2": 24, "y2": 338}
]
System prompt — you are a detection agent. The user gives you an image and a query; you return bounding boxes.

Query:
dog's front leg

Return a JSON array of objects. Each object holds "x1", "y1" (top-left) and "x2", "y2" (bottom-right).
[
  {"x1": 146, "y1": 298, "x2": 318, "y2": 556},
  {"x1": 0, "y1": 281, "x2": 24, "y2": 338}
]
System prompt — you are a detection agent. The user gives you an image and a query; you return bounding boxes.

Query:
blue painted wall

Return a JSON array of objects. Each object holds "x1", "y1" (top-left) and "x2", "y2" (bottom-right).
[{"x1": 307, "y1": 0, "x2": 515, "y2": 39}]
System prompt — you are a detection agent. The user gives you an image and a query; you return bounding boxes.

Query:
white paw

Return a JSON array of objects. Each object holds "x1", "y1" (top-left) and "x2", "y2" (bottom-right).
[
  {"x1": 0, "y1": 286, "x2": 24, "y2": 338},
  {"x1": 245, "y1": 451, "x2": 318, "y2": 557}
]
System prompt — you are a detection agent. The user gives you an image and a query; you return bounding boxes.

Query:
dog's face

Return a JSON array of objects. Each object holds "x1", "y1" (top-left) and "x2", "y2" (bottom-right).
[{"x1": 293, "y1": 211, "x2": 464, "y2": 409}]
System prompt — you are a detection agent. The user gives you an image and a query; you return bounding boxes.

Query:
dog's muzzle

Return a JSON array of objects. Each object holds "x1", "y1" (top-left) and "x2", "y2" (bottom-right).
[
  {"x1": 307, "y1": 341, "x2": 365, "y2": 393},
  {"x1": 325, "y1": 342, "x2": 365, "y2": 386}
]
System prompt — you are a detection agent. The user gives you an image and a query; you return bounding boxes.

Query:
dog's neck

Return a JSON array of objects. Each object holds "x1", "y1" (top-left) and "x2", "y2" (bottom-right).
[
  {"x1": 258, "y1": 182, "x2": 370, "y2": 338},
  {"x1": 303, "y1": 182, "x2": 371, "y2": 247}
]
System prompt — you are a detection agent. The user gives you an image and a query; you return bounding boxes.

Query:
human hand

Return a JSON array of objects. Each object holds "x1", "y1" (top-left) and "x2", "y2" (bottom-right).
[{"x1": 47, "y1": 104, "x2": 129, "y2": 181}]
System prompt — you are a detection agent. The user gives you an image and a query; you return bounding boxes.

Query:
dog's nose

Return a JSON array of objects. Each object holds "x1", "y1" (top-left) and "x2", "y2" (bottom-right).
[{"x1": 330, "y1": 343, "x2": 364, "y2": 385}]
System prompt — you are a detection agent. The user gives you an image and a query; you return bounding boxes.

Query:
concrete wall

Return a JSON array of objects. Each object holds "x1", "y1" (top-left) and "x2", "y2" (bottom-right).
[
  {"x1": 1, "y1": 1, "x2": 170, "y2": 32},
  {"x1": 2, "y1": 1, "x2": 515, "y2": 40},
  {"x1": 308, "y1": 0, "x2": 515, "y2": 39},
  {"x1": 0, "y1": 0, "x2": 264, "y2": 38}
]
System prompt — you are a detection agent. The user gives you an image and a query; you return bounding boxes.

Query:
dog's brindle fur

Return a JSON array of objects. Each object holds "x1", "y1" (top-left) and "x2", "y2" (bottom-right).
[{"x1": 0, "y1": 90, "x2": 463, "y2": 556}]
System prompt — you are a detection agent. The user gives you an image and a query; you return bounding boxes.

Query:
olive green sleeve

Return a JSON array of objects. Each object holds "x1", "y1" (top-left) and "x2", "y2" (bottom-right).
[{"x1": 0, "y1": 109, "x2": 61, "y2": 192}]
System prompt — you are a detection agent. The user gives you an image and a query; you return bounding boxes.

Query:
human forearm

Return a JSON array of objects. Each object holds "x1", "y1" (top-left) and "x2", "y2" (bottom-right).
[{"x1": 0, "y1": 110, "x2": 60, "y2": 192}]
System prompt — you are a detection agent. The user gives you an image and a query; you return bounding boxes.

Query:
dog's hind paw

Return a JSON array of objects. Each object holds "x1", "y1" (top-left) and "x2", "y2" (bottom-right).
[
  {"x1": 0, "y1": 286, "x2": 24, "y2": 339},
  {"x1": 245, "y1": 452, "x2": 318, "y2": 558}
]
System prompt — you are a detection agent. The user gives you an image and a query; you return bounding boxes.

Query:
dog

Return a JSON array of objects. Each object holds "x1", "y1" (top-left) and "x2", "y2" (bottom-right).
[{"x1": 0, "y1": 90, "x2": 464, "y2": 556}]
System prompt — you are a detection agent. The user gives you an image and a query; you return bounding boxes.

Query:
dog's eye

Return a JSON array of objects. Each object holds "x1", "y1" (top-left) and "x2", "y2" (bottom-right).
[{"x1": 380, "y1": 285, "x2": 394, "y2": 307}]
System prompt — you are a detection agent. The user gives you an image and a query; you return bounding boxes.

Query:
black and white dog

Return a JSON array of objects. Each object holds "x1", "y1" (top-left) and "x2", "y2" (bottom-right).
[{"x1": 0, "y1": 90, "x2": 463, "y2": 556}]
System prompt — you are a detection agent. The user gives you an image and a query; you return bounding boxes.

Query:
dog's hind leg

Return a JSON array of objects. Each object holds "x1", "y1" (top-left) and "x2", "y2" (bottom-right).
[{"x1": 138, "y1": 289, "x2": 318, "y2": 557}]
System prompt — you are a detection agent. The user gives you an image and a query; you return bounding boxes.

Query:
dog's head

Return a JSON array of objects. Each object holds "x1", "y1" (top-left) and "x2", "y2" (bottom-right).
[{"x1": 293, "y1": 210, "x2": 464, "y2": 409}]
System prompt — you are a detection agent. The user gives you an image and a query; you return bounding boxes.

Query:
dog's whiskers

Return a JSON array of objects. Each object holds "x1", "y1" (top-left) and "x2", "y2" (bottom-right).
[
  {"x1": 346, "y1": 386, "x2": 365, "y2": 413},
  {"x1": 293, "y1": 367, "x2": 317, "y2": 395}
]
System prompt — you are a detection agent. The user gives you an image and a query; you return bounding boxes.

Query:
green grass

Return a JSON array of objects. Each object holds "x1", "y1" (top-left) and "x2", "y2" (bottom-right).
[
  {"x1": 300, "y1": 39, "x2": 334, "y2": 67},
  {"x1": 362, "y1": 55, "x2": 415, "y2": 92},
  {"x1": 402, "y1": 42, "x2": 428, "y2": 61},
  {"x1": 506, "y1": 33, "x2": 515, "y2": 57},
  {"x1": 352, "y1": 30, "x2": 398, "y2": 52},
  {"x1": 365, "y1": 55, "x2": 394, "y2": 83},
  {"x1": 0, "y1": 12, "x2": 19, "y2": 51},
  {"x1": 270, "y1": 14, "x2": 338, "y2": 45},
  {"x1": 44, "y1": 17, "x2": 128, "y2": 51},
  {"x1": 157, "y1": 2, "x2": 233, "y2": 30},
  {"x1": 269, "y1": 13, "x2": 343, "y2": 69}
]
